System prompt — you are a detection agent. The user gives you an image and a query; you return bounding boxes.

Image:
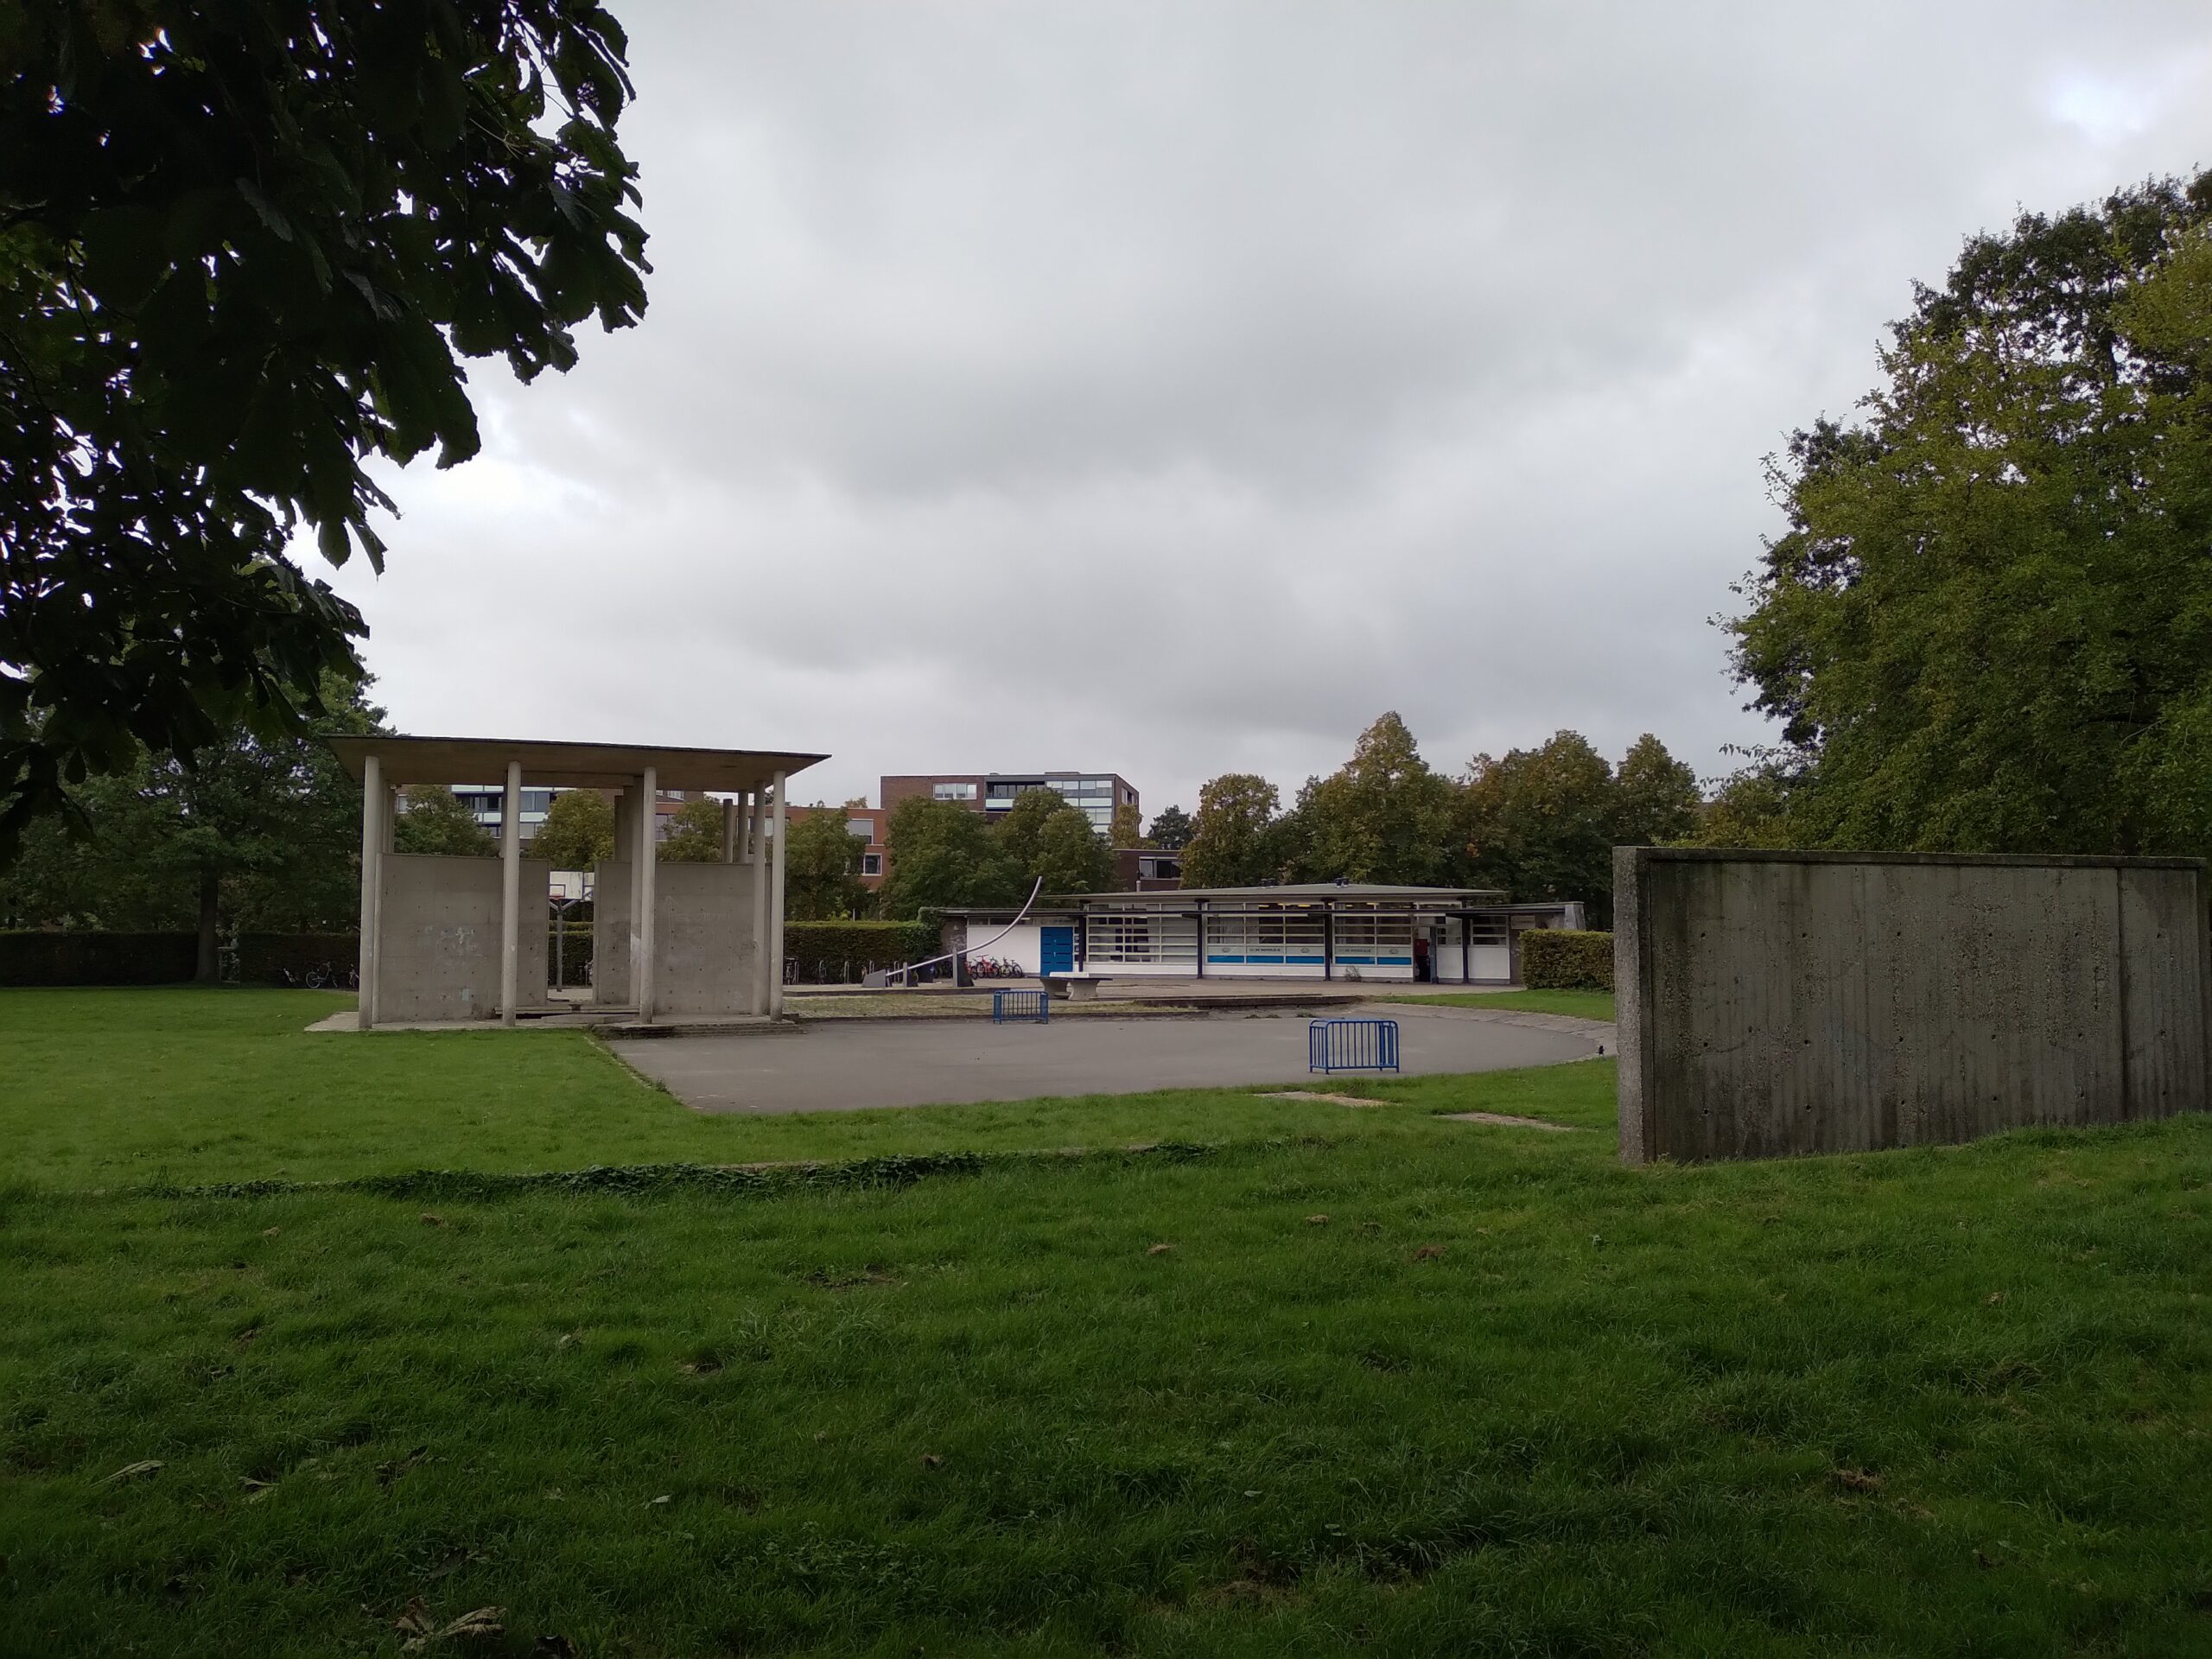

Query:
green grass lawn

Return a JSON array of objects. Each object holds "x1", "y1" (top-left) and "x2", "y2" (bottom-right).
[
  {"x1": 1401, "y1": 988, "x2": 1617, "y2": 1020},
  {"x1": 3, "y1": 989, "x2": 2209, "y2": 1655},
  {"x1": 0, "y1": 988, "x2": 1474, "y2": 1189}
]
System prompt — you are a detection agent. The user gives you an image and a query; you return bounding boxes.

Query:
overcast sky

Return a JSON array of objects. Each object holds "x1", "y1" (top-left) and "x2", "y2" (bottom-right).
[{"x1": 329, "y1": 2, "x2": 2212, "y2": 817}]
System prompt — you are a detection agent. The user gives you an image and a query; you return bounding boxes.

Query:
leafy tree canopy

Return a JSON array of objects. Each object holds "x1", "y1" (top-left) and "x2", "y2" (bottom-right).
[
  {"x1": 1179, "y1": 773, "x2": 1283, "y2": 888},
  {"x1": 1459, "y1": 732, "x2": 1618, "y2": 923},
  {"x1": 658, "y1": 798, "x2": 727, "y2": 864},
  {"x1": 785, "y1": 805, "x2": 872, "y2": 921},
  {"x1": 1146, "y1": 804, "x2": 1193, "y2": 850},
  {"x1": 0, "y1": 1, "x2": 651, "y2": 858},
  {"x1": 1728, "y1": 171, "x2": 2212, "y2": 857},
  {"x1": 991, "y1": 788, "x2": 1072, "y2": 877},
  {"x1": 877, "y1": 798, "x2": 1022, "y2": 919},
  {"x1": 531, "y1": 789, "x2": 614, "y2": 872},
  {"x1": 393, "y1": 785, "x2": 496, "y2": 859},
  {"x1": 1294, "y1": 712, "x2": 1458, "y2": 886},
  {"x1": 0, "y1": 672, "x2": 386, "y2": 972},
  {"x1": 1108, "y1": 800, "x2": 1143, "y2": 848},
  {"x1": 1694, "y1": 759, "x2": 1796, "y2": 850},
  {"x1": 1611, "y1": 733, "x2": 1702, "y2": 849},
  {"x1": 1034, "y1": 805, "x2": 1115, "y2": 895}
]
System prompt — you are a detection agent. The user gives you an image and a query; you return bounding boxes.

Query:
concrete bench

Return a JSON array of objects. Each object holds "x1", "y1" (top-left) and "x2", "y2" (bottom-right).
[{"x1": 1044, "y1": 975, "x2": 1103, "y2": 1001}]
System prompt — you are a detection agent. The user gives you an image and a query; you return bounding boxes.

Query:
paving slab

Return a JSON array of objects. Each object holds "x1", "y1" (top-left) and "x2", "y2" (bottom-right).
[{"x1": 612, "y1": 1005, "x2": 1606, "y2": 1115}]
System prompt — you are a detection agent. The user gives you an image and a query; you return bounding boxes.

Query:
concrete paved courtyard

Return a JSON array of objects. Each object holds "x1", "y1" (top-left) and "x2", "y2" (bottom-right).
[{"x1": 612, "y1": 1003, "x2": 1610, "y2": 1115}]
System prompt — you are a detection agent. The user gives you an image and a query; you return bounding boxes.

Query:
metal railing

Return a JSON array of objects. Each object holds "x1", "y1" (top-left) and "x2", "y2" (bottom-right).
[
  {"x1": 1309, "y1": 1017, "x2": 1400, "y2": 1074},
  {"x1": 992, "y1": 989, "x2": 1051, "y2": 1025}
]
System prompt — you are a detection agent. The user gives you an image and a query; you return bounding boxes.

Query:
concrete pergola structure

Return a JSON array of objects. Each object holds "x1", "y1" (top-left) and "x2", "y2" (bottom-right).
[{"x1": 330, "y1": 736, "x2": 826, "y2": 1029}]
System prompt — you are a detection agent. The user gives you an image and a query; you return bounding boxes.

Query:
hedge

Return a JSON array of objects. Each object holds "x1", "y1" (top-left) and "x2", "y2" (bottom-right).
[
  {"x1": 551, "y1": 924, "x2": 594, "y2": 987},
  {"x1": 1520, "y1": 928, "x2": 1614, "y2": 991},
  {"x1": 233, "y1": 934, "x2": 359, "y2": 985},
  {"x1": 1, "y1": 918, "x2": 941, "y2": 988},
  {"x1": 544, "y1": 920, "x2": 937, "y2": 988},
  {"x1": 0, "y1": 931, "x2": 197, "y2": 986},
  {"x1": 0, "y1": 931, "x2": 365, "y2": 987},
  {"x1": 784, "y1": 919, "x2": 938, "y2": 984}
]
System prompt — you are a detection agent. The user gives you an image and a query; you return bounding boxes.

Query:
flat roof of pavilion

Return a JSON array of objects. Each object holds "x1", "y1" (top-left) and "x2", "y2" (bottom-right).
[
  {"x1": 327, "y1": 734, "x2": 827, "y2": 793},
  {"x1": 939, "y1": 883, "x2": 1512, "y2": 915}
]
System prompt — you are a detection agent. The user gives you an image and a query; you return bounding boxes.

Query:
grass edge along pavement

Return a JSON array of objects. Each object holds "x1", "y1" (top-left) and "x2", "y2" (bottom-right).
[{"x1": 0, "y1": 988, "x2": 1611, "y2": 1191}]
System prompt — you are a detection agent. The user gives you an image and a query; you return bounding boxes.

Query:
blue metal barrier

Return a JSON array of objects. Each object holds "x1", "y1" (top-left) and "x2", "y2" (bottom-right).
[
  {"x1": 993, "y1": 989, "x2": 1051, "y2": 1025},
  {"x1": 1309, "y1": 1017, "x2": 1399, "y2": 1073}
]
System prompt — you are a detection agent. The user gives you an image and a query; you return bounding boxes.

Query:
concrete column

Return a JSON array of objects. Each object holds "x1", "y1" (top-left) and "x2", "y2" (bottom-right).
[
  {"x1": 357, "y1": 753, "x2": 382, "y2": 1030},
  {"x1": 634, "y1": 768, "x2": 658, "y2": 1022},
  {"x1": 769, "y1": 772, "x2": 789, "y2": 1016},
  {"x1": 499, "y1": 760, "x2": 522, "y2": 1027},
  {"x1": 721, "y1": 798, "x2": 737, "y2": 864},
  {"x1": 749, "y1": 788, "x2": 769, "y2": 1014}
]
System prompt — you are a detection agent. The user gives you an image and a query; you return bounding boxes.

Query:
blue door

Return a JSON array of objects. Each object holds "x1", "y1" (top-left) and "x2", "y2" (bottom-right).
[{"x1": 1039, "y1": 926, "x2": 1076, "y2": 977}]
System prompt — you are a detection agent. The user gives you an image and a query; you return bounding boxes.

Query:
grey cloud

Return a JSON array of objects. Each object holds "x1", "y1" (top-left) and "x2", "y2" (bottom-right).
[{"x1": 334, "y1": 0, "x2": 2212, "y2": 815}]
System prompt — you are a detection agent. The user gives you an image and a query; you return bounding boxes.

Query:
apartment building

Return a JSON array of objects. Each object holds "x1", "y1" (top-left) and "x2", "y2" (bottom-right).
[{"x1": 880, "y1": 772, "x2": 1139, "y2": 836}]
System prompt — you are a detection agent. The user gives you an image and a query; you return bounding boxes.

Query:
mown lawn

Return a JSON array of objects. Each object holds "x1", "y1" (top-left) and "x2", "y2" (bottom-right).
[
  {"x1": 1402, "y1": 988, "x2": 1617, "y2": 1021},
  {"x1": 0, "y1": 988, "x2": 1470, "y2": 1189},
  {"x1": 3, "y1": 990, "x2": 2209, "y2": 1656}
]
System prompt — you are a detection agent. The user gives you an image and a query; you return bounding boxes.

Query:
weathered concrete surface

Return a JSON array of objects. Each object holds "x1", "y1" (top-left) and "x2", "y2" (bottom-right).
[
  {"x1": 614, "y1": 1006, "x2": 1604, "y2": 1115},
  {"x1": 596, "y1": 860, "x2": 763, "y2": 1016},
  {"x1": 376, "y1": 855, "x2": 549, "y2": 1023},
  {"x1": 1616, "y1": 849, "x2": 2211, "y2": 1164}
]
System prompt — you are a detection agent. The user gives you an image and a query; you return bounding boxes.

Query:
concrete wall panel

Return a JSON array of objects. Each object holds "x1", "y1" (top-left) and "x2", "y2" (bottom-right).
[
  {"x1": 378, "y1": 855, "x2": 549, "y2": 1022},
  {"x1": 652, "y1": 861, "x2": 761, "y2": 1016},
  {"x1": 593, "y1": 860, "x2": 760, "y2": 1015},
  {"x1": 1618, "y1": 849, "x2": 2209, "y2": 1164}
]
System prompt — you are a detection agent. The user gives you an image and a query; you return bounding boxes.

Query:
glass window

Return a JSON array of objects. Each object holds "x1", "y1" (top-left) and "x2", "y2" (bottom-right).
[
  {"x1": 846, "y1": 817, "x2": 874, "y2": 841},
  {"x1": 861, "y1": 854, "x2": 882, "y2": 876}
]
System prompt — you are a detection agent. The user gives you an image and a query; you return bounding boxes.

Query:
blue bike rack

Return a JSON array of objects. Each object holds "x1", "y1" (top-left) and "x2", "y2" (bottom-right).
[
  {"x1": 1309, "y1": 1017, "x2": 1399, "y2": 1074},
  {"x1": 993, "y1": 989, "x2": 1051, "y2": 1025}
]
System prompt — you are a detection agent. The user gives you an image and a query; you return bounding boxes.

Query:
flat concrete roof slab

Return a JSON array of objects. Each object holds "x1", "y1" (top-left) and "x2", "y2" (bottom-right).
[{"x1": 612, "y1": 1006, "x2": 1605, "y2": 1115}]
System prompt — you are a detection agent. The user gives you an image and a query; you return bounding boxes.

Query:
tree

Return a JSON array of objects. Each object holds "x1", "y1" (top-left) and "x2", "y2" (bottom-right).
[
  {"x1": 658, "y1": 798, "x2": 727, "y2": 863},
  {"x1": 531, "y1": 790, "x2": 615, "y2": 871},
  {"x1": 1728, "y1": 172, "x2": 2212, "y2": 859},
  {"x1": 0, "y1": 672, "x2": 387, "y2": 969},
  {"x1": 785, "y1": 805, "x2": 871, "y2": 920},
  {"x1": 1034, "y1": 806, "x2": 1116, "y2": 894},
  {"x1": 394, "y1": 785, "x2": 497, "y2": 859},
  {"x1": 1147, "y1": 805, "x2": 1193, "y2": 849},
  {"x1": 1108, "y1": 801, "x2": 1143, "y2": 847},
  {"x1": 1294, "y1": 711, "x2": 1459, "y2": 885},
  {"x1": 1179, "y1": 773, "x2": 1283, "y2": 888},
  {"x1": 992, "y1": 788, "x2": 1073, "y2": 876},
  {"x1": 1695, "y1": 759, "x2": 1796, "y2": 849},
  {"x1": 878, "y1": 798, "x2": 1022, "y2": 919},
  {"x1": 1611, "y1": 734, "x2": 1700, "y2": 848},
  {"x1": 1459, "y1": 732, "x2": 1618, "y2": 924},
  {"x1": 1, "y1": 2, "x2": 651, "y2": 857}
]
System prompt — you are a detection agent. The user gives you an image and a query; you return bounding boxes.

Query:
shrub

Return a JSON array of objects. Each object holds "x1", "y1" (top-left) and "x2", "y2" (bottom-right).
[
  {"x1": 783, "y1": 919, "x2": 938, "y2": 984},
  {"x1": 0, "y1": 931, "x2": 196, "y2": 985},
  {"x1": 551, "y1": 925, "x2": 594, "y2": 987},
  {"x1": 1520, "y1": 928, "x2": 1613, "y2": 991},
  {"x1": 234, "y1": 934, "x2": 359, "y2": 986}
]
